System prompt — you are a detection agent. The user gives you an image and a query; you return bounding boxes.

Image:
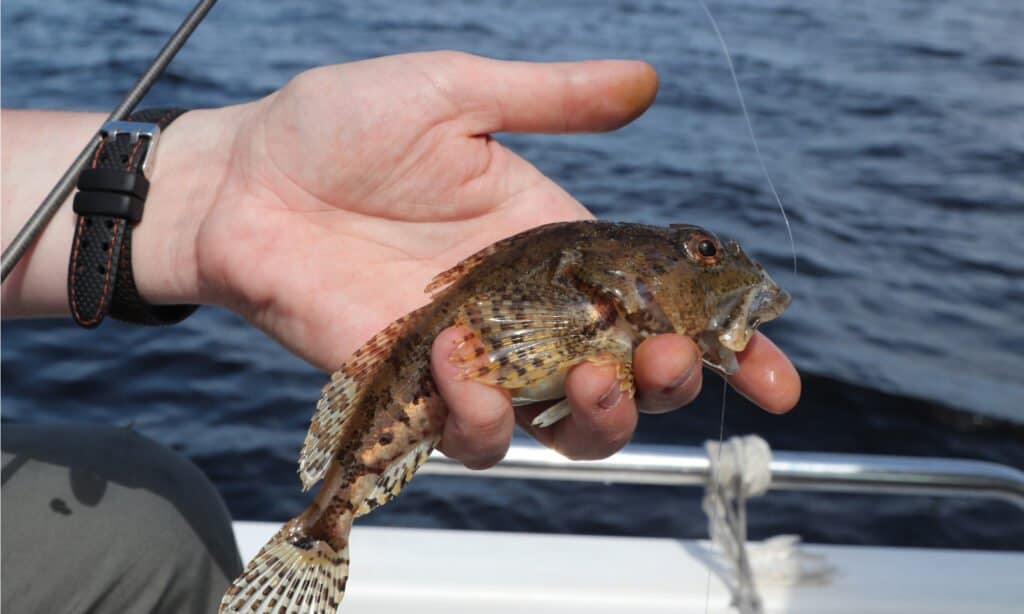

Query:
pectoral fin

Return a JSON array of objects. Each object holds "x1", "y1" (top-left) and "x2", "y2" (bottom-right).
[{"x1": 450, "y1": 292, "x2": 634, "y2": 393}]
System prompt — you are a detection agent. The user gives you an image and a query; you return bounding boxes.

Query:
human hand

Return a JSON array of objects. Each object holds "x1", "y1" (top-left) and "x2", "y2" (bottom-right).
[{"x1": 133, "y1": 52, "x2": 799, "y2": 467}]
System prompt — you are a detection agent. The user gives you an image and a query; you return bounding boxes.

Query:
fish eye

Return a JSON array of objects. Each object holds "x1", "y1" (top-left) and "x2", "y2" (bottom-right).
[
  {"x1": 698, "y1": 240, "x2": 717, "y2": 258},
  {"x1": 686, "y1": 233, "x2": 722, "y2": 266}
]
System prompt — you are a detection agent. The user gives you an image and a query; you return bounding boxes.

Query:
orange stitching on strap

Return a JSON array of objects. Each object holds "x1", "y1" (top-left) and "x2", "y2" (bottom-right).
[
  {"x1": 156, "y1": 108, "x2": 176, "y2": 126},
  {"x1": 70, "y1": 136, "x2": 125, "y2": 325},
  {"x1": 69, "y1": 215, "x2": 87, "y2": 321},
  {"x1": 71, "y1": 139, "x2": 108, "y2": 323},
  {"x1": 96, "y1": 219, "x2": 120, "y2": 316},
  {"x1": 90, "y1": 138, "x2": 107, "y2": 167},
  {"x1": 72, "y1": 218, "x2": 120, "y2": 329},
  {"x1": 126, "y1": 139, "x2": 144, "y2": 168}
]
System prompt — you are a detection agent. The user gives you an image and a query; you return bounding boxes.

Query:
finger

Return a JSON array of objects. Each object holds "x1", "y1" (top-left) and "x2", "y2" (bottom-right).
[
  {"x1": 633, "y1": 334, "x2": 703, "y2": 414},
  {"x1": 516, "y1": 361, "x2": 638, "y2": 461},
  {"x1": 432, "y1": 326, "x2": 515, "y2": 469},
  {"x1": 728, "y1": 332, "x2": 801, "y2": 414},
  {"x1": 434, "y1": 52, "x2": 659, "y2": 134}
]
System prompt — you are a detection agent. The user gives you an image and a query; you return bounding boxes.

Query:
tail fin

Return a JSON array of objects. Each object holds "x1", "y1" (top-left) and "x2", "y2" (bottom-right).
[{"x1": 220, "y1": 522, "x2": 349, "y2": 613}]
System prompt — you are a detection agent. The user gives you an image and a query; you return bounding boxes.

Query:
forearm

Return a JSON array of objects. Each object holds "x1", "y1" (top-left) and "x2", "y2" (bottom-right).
[{"x1": 1, "y1": 108, "x2": 238, "y2": 318}]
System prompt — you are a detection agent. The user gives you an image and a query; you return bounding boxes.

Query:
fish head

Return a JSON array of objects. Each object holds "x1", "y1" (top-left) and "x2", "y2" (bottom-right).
[{"x1": 654, "y1": 224, "x2": 791, "y2": 375}]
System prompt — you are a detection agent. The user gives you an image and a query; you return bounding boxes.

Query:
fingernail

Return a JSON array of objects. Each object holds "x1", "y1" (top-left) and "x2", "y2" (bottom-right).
[
  {"x1": 598, "y1": 381, "x2": 622, "y2": 410},
  {"x1": 664, "y1": 363, "x2": 698, "y2": 395}
]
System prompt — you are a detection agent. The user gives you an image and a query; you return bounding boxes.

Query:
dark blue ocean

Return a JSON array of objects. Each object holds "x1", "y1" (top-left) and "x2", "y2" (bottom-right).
[{"x1": 3, "y1": 1, "x2": 1022, "y2": 550}]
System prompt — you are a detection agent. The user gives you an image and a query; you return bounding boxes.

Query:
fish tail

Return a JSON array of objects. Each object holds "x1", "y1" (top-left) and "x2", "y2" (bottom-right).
[{"x1": 220, "y1": 517, "x2": 349, "y2": 613}]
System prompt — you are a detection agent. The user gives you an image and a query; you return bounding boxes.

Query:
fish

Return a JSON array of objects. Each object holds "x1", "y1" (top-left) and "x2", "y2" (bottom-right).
[{"x1": 219, "y1": 220, "x2": 790, "y2": 613}]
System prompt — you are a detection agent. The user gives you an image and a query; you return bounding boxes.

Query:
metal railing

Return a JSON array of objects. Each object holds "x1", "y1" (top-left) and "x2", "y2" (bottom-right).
[{"x1": 422, "y1": 442, "x2": 1024, "y2": 510}]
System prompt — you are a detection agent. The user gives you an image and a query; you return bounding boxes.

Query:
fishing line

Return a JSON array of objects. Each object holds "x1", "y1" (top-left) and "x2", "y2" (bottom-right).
[
  {"x1": 703, "y1": 377, "x2": 729, "y2": 614},
  {"x1": 695, "y1": 1, "x2": 793, "y2": 611},
  {"x1": 698, "y1": 0, "x2": 798, "y2": 275}
]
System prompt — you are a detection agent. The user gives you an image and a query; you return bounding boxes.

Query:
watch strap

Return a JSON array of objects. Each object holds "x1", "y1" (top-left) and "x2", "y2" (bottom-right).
[{"x1": 68, "y1": 108, "x2": 197, "y2": 327}]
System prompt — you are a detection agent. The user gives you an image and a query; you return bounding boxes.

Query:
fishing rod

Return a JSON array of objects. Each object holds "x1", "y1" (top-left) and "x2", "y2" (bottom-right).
[{"x1": 0, "y1": 0, "x2": 219, "y2": 282}]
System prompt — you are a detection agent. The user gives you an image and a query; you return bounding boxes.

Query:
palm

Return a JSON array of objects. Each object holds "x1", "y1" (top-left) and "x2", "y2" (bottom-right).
[
  {"x1": 196, "y1": 54, "x2": 599, "y2": 369},
  {"x1": 181, "y1": 52, "x2": 797, "y2": 466}
]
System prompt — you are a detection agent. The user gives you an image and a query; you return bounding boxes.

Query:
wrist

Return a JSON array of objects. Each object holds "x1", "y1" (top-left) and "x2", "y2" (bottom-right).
[{"x1": 129, "y1": 105, "x2": 243, "y2": 307}]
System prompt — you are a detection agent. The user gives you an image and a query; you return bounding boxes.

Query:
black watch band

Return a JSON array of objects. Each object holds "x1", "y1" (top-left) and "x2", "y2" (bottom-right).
[{"x1": 68, "y1": 108, "x2": 198, "y2": 327}]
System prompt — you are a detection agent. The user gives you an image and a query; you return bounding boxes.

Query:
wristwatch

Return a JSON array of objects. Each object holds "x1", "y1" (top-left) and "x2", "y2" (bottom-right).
[{"x1": 67, "y1": 108, "x2": 198, "y2": 327}]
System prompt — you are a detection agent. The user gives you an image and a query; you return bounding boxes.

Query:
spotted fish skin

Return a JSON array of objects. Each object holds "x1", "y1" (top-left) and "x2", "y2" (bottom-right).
[{"x1": 220, "y1": 221, "x2": 790, "y2": 613}]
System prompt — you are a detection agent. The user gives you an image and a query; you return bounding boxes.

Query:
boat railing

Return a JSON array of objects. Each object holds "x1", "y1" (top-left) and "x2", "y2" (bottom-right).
[{"x1": 421, "y1": 442, "x2": 1024, "y2": 510}]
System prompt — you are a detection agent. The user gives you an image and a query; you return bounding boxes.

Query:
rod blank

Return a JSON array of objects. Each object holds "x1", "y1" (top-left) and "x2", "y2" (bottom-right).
[{"x1": 1, "y1": 0, "x2": 219, "y2": 281}]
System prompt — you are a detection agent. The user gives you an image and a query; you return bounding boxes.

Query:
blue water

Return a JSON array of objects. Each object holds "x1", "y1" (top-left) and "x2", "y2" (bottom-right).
[{"x1": 3, "y1": 0, "x2": 1022, "y2": 549}]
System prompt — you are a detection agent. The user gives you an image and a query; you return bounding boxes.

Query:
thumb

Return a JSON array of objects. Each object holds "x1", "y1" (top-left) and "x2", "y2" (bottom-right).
[{"x1": 430, "y1": 52, "x2": 659, "y2": 134}]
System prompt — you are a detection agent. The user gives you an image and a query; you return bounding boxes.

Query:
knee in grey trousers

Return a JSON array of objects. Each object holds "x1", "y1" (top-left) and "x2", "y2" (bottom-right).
[{"x1": 2, "y1": 423, "x2": 243, "y2": 614}]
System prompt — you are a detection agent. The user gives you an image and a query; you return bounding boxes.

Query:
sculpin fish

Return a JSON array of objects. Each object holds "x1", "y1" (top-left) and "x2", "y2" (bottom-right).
[{"x1": 220, "y1": 220, "x2": 790, "y2": 613}]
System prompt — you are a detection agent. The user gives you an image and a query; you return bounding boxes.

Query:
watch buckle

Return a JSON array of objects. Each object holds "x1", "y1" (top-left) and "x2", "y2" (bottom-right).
[{"x1": 100, "y1": 121, "x2": 162, "y2": 179}]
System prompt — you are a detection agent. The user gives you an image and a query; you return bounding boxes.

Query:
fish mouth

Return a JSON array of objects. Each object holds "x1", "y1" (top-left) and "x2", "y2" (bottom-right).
[{"x1": 699, "y1": 276, "x2": 791, "y2": 375}]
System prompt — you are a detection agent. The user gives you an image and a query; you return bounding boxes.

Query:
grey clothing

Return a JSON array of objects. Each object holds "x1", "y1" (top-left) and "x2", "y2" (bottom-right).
[{"x1": 2, "y1": 423, "x2": 243, "y2": 614}]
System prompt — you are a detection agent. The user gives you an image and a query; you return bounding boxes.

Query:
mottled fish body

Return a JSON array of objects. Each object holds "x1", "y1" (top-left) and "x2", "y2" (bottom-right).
[{"x1": 220, "y1": 220, "x2": 790, "y2": 613}]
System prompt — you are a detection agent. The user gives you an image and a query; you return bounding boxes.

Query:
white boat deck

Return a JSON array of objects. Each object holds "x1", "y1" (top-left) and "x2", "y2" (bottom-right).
[{"x1": 233, "y1": 521, "x2": 1024, "y2": 613}]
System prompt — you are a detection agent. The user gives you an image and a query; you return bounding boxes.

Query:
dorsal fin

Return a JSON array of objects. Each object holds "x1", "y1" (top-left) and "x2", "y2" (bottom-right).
[
  {"x1": 298, "y1": 311, "x2": 418, "y2": 491},
  {"x1": 424, "y1": 244, "x2": 502, "y2": 296},
  {"x1": 424, "y1": 223, "x2": 568, "y2": 296}
]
